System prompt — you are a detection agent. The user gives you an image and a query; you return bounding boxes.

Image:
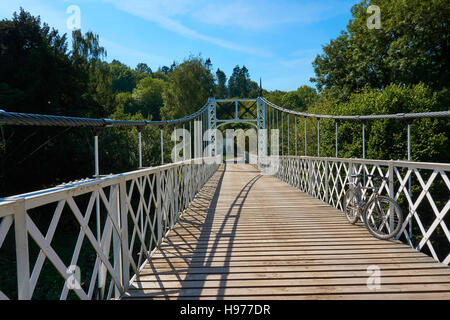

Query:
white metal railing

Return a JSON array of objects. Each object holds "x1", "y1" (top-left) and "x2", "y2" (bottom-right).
[
  {"x1": 0, "y1": 158, "x2": 219, "y2": 300},
  {"x1": 273, "y1": 156, "x2": 450, "y2": 265}
]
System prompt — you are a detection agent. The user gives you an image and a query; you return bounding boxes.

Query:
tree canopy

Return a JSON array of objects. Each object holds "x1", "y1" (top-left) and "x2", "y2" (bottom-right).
[
  {"x1": 311, "y1": 0, "x2": 450, "y2": 95},
  {"x1": 160, "y1": 56, "x2": 214, "y2": 119}
]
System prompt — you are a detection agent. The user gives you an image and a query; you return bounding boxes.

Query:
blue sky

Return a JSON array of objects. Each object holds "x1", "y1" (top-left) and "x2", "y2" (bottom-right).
[{"x1": 1, "y1": 0, "x2": 358, "y2": 91}]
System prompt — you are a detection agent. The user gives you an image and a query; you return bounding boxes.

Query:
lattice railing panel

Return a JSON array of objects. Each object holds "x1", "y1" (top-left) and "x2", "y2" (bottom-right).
[
  {"x1": 0, "y1": 158, "x2": 219, "y2": 300},
  {"x1": 274, "y1": 156, "x2": 450, "y2": 265}
]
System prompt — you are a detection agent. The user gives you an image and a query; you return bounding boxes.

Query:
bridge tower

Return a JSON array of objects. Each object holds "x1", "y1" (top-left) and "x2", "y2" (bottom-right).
[
  {"x1": 205, "y1": 96, "x2": 267, "y2": 167},
  {"x1": 207, "y1": 97, "x2": 217, "y2": 157},
  {"x1": 256, "y1": 97, "x2": 267, "y2": 169}
]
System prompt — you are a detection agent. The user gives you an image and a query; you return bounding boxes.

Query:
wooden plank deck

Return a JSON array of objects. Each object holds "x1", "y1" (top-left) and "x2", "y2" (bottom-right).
[{"x1": 122, "y1": 164, "x2": 450, "y2": 300}]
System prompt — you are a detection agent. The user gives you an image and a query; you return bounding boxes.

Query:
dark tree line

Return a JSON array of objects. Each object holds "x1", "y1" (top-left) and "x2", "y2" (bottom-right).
[{"x1": 215, "y1": 65, "x2": 259, "y2": 99}]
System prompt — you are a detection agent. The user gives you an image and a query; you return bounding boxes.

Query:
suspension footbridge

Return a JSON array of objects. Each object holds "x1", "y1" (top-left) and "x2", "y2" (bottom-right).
[{"x1": 0, "y1": 97, "x2": 449, "y2": 300}]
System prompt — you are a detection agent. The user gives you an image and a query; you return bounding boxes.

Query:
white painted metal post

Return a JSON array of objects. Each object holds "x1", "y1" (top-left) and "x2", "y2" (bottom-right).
[
  {"x1": 335, "y1": 121, "x2": 338, "y2": 158},
  {"x1": 93, "y1": 131, "x2": 102, "y2": 296},
  {"x1": 407, "y1": 122, "x2": 412, "y2": 238},
  {"x1": 189, "y1": 121, "x2": 192, "y2": 159},
  {"x1": 169, "y1": 168, "x2": 175, "y2": 229},
  {"x1": 94, "y1": 135, "x2": 99, "y2": 177},
  {"x1": 317, "y1": 118, "x2": 320, "y2": 157},
  {"x1": 203, "y1": 112, "x2": 206, "y2": 156},
  {"x1": 160, "y1": 129, "x2": 164, "y2": 165},
  {"x1": 112, "y1": 185, "x2": 122, "y2": 298},
  {"x1": 194, "y1": 118, "x2": 202, "y2": 161},
  {"x1": 95, "y1": 188, "x2": 101, "y2": 297},
  {"x1": 407, "y1": 123, "x2": 411, "y2": 161},
  {"x1": 156, "y1": 171, "x2": 162, "y2": 245},
  {"x1": 138, "y1": 129, "x2": 142, "y2": 168},
  {"x1": 174, "y1": 125, "x2": 177, "y2": 163},
  {"x1": 362, "y1": 121, "x2": 366, "y2": 186},
  {"x1": 287, "y1": 113, "x2": 290, "y2": 156},
  {"x1": 281, "y1": 112, "x2": 284, "y2": 156},
  {"x1": 119, "y1": 181, "x2": 130, "y2": 290},
  {"x1": 295, "y1": 116, "x2": 298, "y2": 156},
  {"x1": 325, "y1": 159, "x2": 329, "y2": 203},
  {"x1": 388, "y1": 160, "x2": 395, "y2": 234},
  {"x1": 362, "y1": 121, "x2": 366, "y2": 159},
  {"x1": 14, "y1": 200, "x2": 30, "y2": 300},
  {"x1": 304, "y1": 117, "x2": 307, "y2": 156},
  {"x1": 272, "y1": 107, "x2": 274, "y2": 136}
]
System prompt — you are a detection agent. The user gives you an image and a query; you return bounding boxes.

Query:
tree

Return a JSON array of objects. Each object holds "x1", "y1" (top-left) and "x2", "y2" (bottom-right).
[
  {"x1": 114, "y1": 92, "x2": 138, "y2": 116},
  {"x1": 135, "y1": 62, "x2": 152, "y2": 75},
  {"x1": 0, "y1": 8, "x2": 83, "y2": 115},
  {"x1": 238, "y1": 66, "x2": 250, "y2": 97},
  {"x1": 281, "y1": 92, "x2": 303, "y2": 111},
  {"x1": 132, "y1": 76, "x2": 165, "y2": 120},
  {"x1": 0, "y1": 9, "x2": 109, "y2": 196},
  {"x1": 160, "y1": 55, "x2": 214, "y2": 119},
  {"x1": 228, "y1": 65, "x2": 241, "y2": 98},
  {"x1": 160, "y1": 66, "x2": 170, "y2": 75},
  {"x1": 205, "y1": 58, "x2": 212, "y2": 71},
  {"x1": 215, "y1": 68, "x2": 227, "y2": 98},
  {"x1": 228, "y1": 65, "x2": 254, "y2": 98},
  {"x1": 310, "y1": 32, "x2": 355, "y2": 96},
  {"x1": 264, "y1": 90, "x2": 286, "y2": 106},
  {"x1": 71, "y1": 29, "x2": 114, "y2": 117},
  {"x1": 110, "y1": 60, "x2": 138, "y2": 93},
  {"x1": 311, "y1": 0, "x2": 450, "y2": 95},
  {"x1": 296, "y1": 85, "x2": 318, "y2": 110},
  {"x1": 247, "y1": 80, "x2": 260, "y2": 98}
]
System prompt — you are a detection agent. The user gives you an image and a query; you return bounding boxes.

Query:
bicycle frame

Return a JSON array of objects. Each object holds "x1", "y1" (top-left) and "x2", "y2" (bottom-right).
[{"x1": 347, "y1": 176, "x2": 379, "y2": 220}]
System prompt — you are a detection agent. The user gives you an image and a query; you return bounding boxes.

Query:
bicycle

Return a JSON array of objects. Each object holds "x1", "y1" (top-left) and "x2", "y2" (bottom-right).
[{"x1": 343, "y1": 173, "x2": 403, "y2": 240}]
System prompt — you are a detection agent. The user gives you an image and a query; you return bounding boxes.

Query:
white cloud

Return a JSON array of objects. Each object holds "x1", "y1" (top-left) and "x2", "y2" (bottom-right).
[
  {"x1": 100, "y1": 0, "x2": 350, "y2": 56},
  {"x1": 290, "y1": 49, "x2": 319, "y2": 57},
  {"x1": 102, "y1": 0, "x2": 272, "y2": 57},
  {"x1": 279, "y1": 57, "x2": 315, "y2": 69},
  {"x1": 192, "y1": 0, "x2": 351, "y2": 30}
]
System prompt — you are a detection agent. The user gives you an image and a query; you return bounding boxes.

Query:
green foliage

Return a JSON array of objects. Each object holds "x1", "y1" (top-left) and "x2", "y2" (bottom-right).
[
  {"x1": 299, "y1": 0, "x2": 449, "y2": 164},
  {"x1": 110, "y1": 60, "x2": 138, "y2": 93},
  {"x1": 311, "y1": 0, "x2": 450, "y2": 95},
  {"x1": 215, "y1": 68, "x2": 227, "y2": 99},
  {"x1": 135, "y1": 62, "x2": 152, "y2": 75},
  {"x1": 228, "y1": 65, "x2": 257, "y2": 98},
  {"x1": 132, "y1": 76, "x2": 165, "y2": 120},
  {"x1": 0, "y1": 9, "x2": 84, "y2": 115},
  {"x1": 265, "y1": 85, "x2": 318, "y2": 112},
  {"x1": 160, "y1": 55, "x2": 214, "y2": 119}
]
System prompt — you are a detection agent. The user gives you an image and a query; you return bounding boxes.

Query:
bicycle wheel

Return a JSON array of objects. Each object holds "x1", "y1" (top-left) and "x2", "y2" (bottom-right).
[
  {"x1": 343, "y1": 188, "x2": 359, "y2": 224},
  {"x1": 364, "y1": 196, "x2": 403, "y2": 240}
]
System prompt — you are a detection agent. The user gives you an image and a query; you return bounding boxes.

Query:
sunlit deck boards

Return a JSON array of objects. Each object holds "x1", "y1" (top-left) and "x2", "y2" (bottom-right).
[{"x1": 121, "y1": 164, "x2": 450, "y2": 300}]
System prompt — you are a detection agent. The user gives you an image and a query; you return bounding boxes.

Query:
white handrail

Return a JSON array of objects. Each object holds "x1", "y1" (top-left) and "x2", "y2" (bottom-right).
[{"x1": 0, "y1": 157, "x2": 219, "y2": 300}]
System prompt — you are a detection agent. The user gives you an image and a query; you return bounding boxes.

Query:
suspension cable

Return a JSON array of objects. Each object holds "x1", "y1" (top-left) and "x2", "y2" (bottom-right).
[{"x1": 260, "y1": 97, "x2": 450, "y2": 121}]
